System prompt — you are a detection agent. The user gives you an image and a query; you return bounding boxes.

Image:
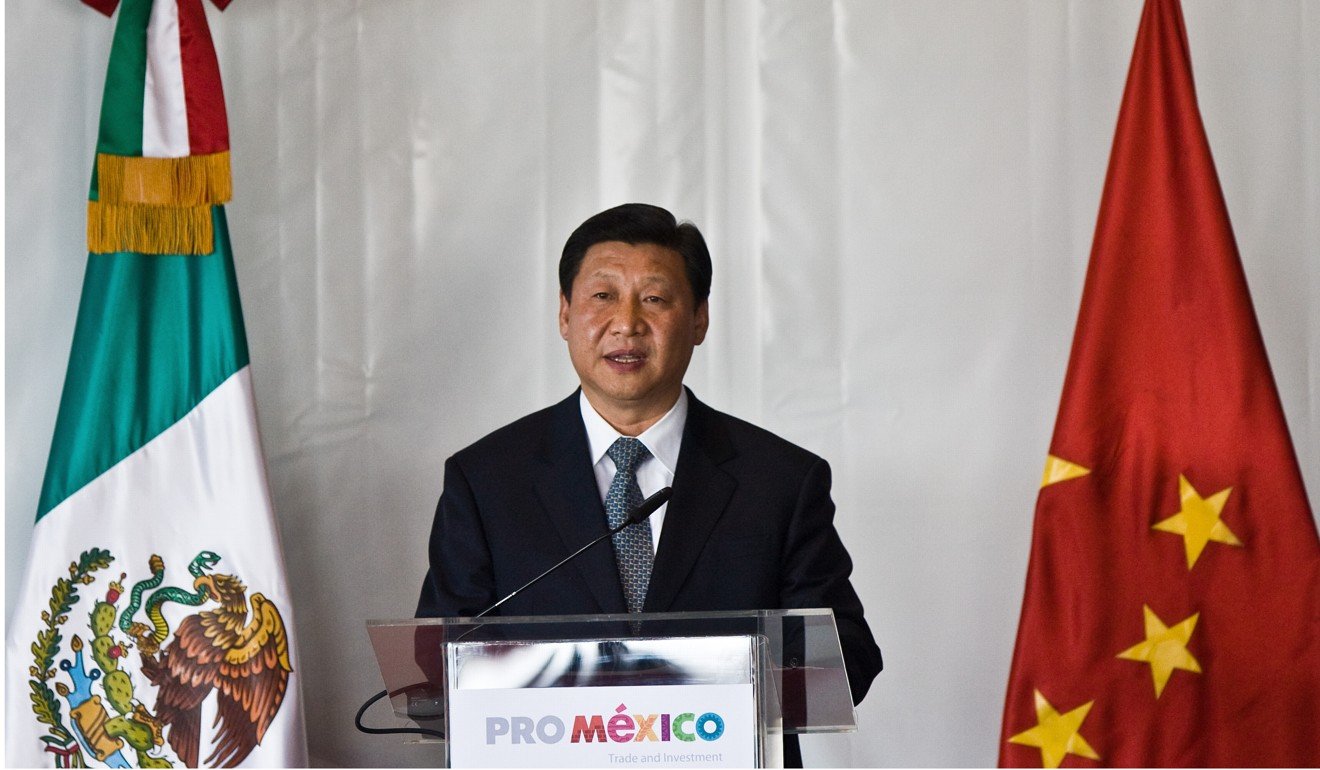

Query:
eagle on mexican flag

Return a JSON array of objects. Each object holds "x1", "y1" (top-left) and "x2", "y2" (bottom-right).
[{"x1": 5, "y1": 0, "x2": 307, "y2": 766}]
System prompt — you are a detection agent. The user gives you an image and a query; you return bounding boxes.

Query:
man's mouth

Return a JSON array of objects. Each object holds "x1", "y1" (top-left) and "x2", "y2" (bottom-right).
[{"x1": 605, "y1": 351, "x2": 646, "y2": 364}]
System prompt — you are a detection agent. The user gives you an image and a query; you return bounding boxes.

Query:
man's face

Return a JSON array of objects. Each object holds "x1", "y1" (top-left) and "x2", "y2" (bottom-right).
[{"x1": 559, "y1": 241, "x2": 709, "y2": 424}]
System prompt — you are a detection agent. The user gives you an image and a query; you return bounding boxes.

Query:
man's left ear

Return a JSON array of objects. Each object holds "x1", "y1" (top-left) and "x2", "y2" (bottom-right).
[{"x1": 693, "y1": 300, "x2": 709, "y2": 345}]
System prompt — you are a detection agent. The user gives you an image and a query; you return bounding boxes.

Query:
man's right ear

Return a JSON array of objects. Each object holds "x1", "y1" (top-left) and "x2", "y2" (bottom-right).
[{"x1": 558, "y1": 292, "x2": 571, "y2": 340}]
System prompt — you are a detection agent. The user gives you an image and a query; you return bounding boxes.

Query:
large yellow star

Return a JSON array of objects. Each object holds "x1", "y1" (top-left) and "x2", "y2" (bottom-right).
[
  {"x1": 1007, "y1": 690, "x2": 1101, "y2": 769},
  {"x1": 1152, "y1": 474, "x2": 1242, "y2": 569},
  {"x1": 1116, "y1": 605, "x2": 1202, "y2": 697}
]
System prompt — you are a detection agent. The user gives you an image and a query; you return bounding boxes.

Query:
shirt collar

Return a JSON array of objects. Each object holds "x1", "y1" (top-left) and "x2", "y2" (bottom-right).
[{"x1": 579, "y1": 389, "x2": 688, "y2": 476}]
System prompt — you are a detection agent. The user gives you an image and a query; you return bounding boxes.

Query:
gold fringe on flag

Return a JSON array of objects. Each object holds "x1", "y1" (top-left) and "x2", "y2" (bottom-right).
[
  {"x1": 87, "y1": 200, "x2": 214, "y2": 255},
  {"x1": 96, "y1": 151, "x2": 232, "y2": 206}
]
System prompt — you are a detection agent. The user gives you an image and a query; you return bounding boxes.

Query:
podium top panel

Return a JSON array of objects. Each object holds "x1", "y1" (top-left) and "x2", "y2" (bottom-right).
[
  {"x1": 368, "y1": 608, "x2": 856, "y2": 734},
  {"x1": 369, "y1": 607, "x2": 834, "y2": 630}
]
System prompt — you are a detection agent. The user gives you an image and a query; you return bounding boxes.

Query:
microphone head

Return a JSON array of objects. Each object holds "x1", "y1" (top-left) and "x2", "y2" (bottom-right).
[{"x1": 626, "y1": 486, "x2": 673, "y2": 526}]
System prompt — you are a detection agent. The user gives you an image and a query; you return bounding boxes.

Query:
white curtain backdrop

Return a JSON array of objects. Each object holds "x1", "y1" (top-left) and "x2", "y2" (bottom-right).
[{"x1": 7, "y1": 1, "x2": 1318, "y2": 766}]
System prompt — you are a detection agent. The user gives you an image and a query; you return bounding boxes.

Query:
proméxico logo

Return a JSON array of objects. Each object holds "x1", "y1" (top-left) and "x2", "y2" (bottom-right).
[{"x1": 486, "y1": 703, "x2": 726, "y2": 745}]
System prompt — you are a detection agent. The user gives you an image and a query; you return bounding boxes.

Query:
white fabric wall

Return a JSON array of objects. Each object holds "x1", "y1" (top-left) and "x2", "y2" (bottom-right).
[{"x1": 7, "y1": 1, "x2": 1318, "y2": 766}]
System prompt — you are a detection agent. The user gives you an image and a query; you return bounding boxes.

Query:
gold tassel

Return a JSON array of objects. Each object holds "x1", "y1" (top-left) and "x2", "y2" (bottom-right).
[
  {"x1": 96, "y1": 151, "x2": 232, "y2": 207},
  {"x1": 87, "y1": 200, "x2": 214, "y2": 255}
]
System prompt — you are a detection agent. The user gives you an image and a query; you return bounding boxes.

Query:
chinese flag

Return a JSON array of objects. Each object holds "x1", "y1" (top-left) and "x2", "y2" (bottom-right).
[{"x1": 999, "y1": 0, "x2": 1320, "y2": 767}]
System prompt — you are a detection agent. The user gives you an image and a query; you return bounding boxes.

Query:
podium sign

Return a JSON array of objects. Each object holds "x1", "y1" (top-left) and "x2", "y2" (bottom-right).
[
  {"x1": 446, "y1": 637, "x2": 758, "y2": 768},
  {"x1": 366, "y1": 609, "x2": 859, "y2": 768}
]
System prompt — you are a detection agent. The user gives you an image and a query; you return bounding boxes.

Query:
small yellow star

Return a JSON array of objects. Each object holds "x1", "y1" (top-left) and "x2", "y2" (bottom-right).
[
  {"x1": 1152, "y1": 474, "x2": 1242, "y2": 569},
  {"x1": 1041, "y1": 455, "x2": 1091, "y2": 489},
  {"x1": 1116, "y1": 605, "x2": 1202, "y2": 697},
  {"x1": 1007, "y1": 689, "x2": 1101, "y2": 769}
]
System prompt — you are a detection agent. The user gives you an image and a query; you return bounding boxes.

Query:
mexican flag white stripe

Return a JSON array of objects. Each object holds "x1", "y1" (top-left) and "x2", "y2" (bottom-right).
[
  {"x1": 7, "y1": 370, "x2": 308, "y2": 767},
  {"x1": 142, "y1": 0, "x2": 190, "y2": 157}
]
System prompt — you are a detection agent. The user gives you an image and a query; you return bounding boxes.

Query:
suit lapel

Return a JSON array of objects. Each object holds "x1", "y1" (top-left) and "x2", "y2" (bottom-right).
[
  {"x1": 644, "y1": 393, "x2": 737, "y2": 612},
  {"x1": 535, "y1": 393, "x2": 628, "y2": 615}
]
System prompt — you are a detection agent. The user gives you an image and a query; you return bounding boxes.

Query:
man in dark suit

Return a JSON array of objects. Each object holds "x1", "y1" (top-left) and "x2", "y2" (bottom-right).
[{"x1": 417, "y1": 203, "x2": 882, "y2": 762}]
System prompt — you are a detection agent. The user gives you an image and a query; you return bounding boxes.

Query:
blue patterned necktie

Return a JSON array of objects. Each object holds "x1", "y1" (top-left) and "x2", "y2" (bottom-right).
[{"x1": 605, "y1": 437, "x2": 654, "y2": 613}]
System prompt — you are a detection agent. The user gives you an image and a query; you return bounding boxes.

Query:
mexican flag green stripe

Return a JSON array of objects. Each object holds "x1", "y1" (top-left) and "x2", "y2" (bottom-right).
[
  {"x1": 96, "y1": 0, "x2": 148, "y2": 157},
  {"x1": 36, "y1": 206, "x2": 248, "y2": 521}
]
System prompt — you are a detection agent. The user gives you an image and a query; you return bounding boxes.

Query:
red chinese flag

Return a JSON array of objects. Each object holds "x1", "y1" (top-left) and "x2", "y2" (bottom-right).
[{"x1": 999, "y1": 0, "x2": 1320, "y2": 767}]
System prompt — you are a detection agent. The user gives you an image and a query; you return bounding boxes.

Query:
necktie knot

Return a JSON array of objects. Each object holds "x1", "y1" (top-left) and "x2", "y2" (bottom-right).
[{"x1": 607, "y1": 437, "x2": 650, "y2": 474}]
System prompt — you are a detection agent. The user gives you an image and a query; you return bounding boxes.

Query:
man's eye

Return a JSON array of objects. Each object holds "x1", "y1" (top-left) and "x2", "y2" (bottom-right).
[
  {"x1": 644, "y1": 295, "x2": 667, "y2": 304},
  {"x1": 592, "y1": 292, "x2": 611, "y2": 300}
]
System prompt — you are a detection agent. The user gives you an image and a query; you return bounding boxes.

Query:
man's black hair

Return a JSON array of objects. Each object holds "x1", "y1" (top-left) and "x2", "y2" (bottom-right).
[{"x1": 559, "y1": 203, "x2": 712, "y2": 304}]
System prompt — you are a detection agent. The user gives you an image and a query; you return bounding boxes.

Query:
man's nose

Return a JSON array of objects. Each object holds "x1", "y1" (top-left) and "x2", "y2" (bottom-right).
[{"x1": 610, "y1": 297, "x2": 645, "y2": 335}]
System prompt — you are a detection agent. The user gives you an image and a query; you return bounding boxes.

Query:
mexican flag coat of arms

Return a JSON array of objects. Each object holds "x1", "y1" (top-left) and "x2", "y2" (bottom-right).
[{"x1": 6, "y1": 0, "x2": 308, "y2": 766}]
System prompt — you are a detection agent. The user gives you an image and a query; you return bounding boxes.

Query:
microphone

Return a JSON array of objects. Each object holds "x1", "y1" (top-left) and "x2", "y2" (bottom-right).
[
  {"x1": 621, "y1": 486, "x2": 671, "y2": 527},
  {"x1": 472, "y1": 486, "x2": 672, "y2": 619}
]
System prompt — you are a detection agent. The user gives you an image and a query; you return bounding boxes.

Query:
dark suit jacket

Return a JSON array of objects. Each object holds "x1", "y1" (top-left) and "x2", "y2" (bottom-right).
[{"x1": 416, "y1": 389, "x2": 883, "y2": 707}]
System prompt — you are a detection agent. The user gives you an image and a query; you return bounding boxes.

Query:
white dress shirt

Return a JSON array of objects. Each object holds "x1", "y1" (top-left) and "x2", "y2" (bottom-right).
[{"x1": 578, "y1": 389, "x2": 688, "y2": 553}]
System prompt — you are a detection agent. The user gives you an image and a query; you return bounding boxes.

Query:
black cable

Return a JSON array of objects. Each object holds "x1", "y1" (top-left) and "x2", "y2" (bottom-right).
[{"x1": 354, "y1": 689, "x2": 445, "y2": 740}]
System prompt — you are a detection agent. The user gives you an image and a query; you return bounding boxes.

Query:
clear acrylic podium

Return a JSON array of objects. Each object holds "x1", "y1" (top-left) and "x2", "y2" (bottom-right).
[{"x1": 366, "y1": 609, "x2": 857, "y2": 768}]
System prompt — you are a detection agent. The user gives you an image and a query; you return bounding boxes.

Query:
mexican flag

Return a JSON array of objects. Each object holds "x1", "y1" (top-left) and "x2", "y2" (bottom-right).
[{"x1": 6, "y1": 0, "x2": 307, "y2": 766}]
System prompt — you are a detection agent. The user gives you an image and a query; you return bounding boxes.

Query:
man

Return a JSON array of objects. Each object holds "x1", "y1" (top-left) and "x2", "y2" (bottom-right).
[{"x1": 416, "y1": 204, "x2": 882, "y2": 760}]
